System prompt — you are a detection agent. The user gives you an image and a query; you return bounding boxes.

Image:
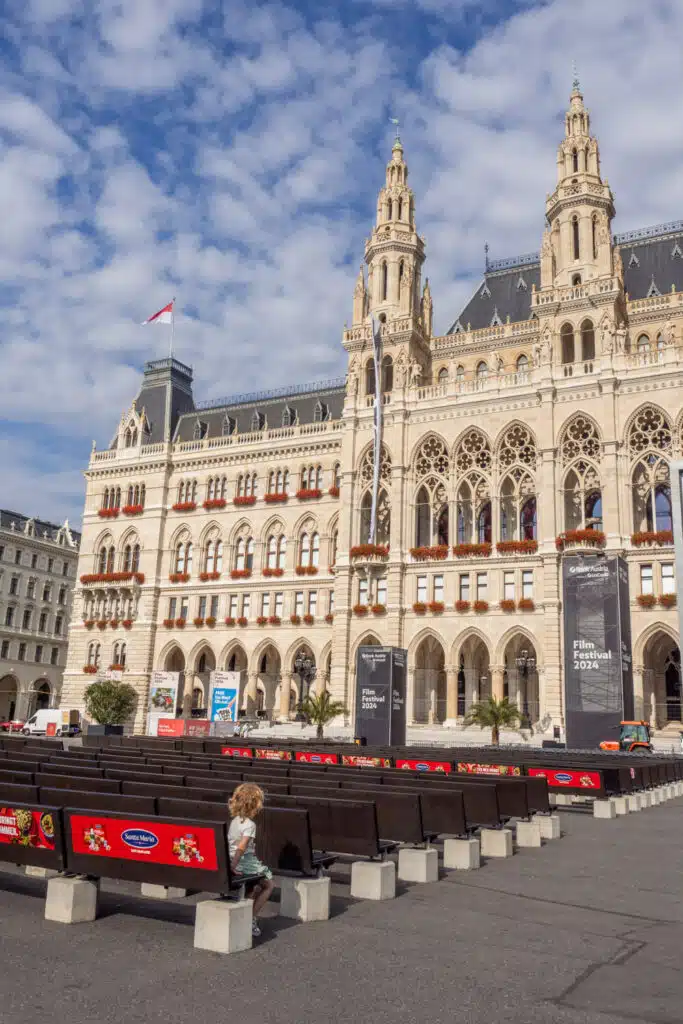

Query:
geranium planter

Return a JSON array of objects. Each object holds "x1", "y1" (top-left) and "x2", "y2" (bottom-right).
[
  {"x1": 296, "y1": 488, "x2": 322, "y2": 500},
  {"x1": 410, "y1": 546, "x2": 448, "y2": 561},
  {"x1": 202, "y1": 499, "x2": 227, "y2": 510},
  {"x1": 264, "y1": 493, "x2": 288, "y2": 504},
  {"x1": 233, "y1": 496, "x2": 256, "y2": 506},
  {"x1": 500, "y1": 599, "x2": 516, "y2": 612},
  {"x1": 455, "y1": 600, "x2": 470, "y2": 613},
  {"x1": 473, "y1": 600, "x2": 489, "y2": 612},
  {"x1": 637, "y1": 594, "x2": 657, "y2": 608},
  {"x1": 230, "y1": 569, "x2": 252, "y2": 580},
  {"x1": 453, "y1": 543, "x2": 491, "y2": 557},
  {"x1": 496, "y1": 540, "x2": 538, "y2": 554},
  {"x1": 172, "y1": 501, "x2": 196, "y2": 512},
  {"x1": 122, "y1": 505, "x2": 144, "y2": 516}
]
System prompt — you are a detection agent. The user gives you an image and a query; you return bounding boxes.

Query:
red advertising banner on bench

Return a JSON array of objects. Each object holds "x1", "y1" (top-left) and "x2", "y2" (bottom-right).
[
  {"x1": 221, "y1": 746, "x2": 253, "y2": 758},
  {"x1": 69, "y1": 814, "x2": 219, "y2": 870},
  {"x1": 396, "y1": 759, "x2": 452, "y2": 773},
  {"x1": 295, "y1": 751, "x2": 340, "y2": 765},
  {"x1": 0, "y1": 806, "x2": 56, "y2": 850},
  {"x1": 527, "y1": 767, "x2": 602, "y2": 789},
  {"x1": 341, "y1": 754, "x2": 392, "y2": 768},
  {"x1": 456, "y1": 762, "x2": 522, "y2": 777},
  {"x1": 255, "y1": 748, "x2": 293, "y2": 761}
]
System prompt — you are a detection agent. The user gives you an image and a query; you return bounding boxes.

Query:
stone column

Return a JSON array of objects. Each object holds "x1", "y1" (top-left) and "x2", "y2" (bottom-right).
[
  {"x1": 279, "y1": 674, "x2": 295, "y2": 721},
  {"x1": 445, "y1": 667, "x2": 458, "y2": 725},
  {"x1": 491, "y1": 665, "x2": 505, "y2": 701},
  {"x1": 406, "y1": 663, "x2": 415, "y2": 725},
  {"x1": 633, "y1": 663, "x2": 645, "y2": 721},
  {"x1": 428, "y1": 680, "x2": 436, "y2": 725},
  {"x1": 244, "y1": 673, "x2": 258, "y2": 716}
]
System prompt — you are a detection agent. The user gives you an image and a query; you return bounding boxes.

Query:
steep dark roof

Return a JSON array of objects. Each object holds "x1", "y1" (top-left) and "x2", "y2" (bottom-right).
[
  {"x1": 173, "y1": 378, "x2": 345, "y2": 442},
  {"x1": 126, "y1": 358, "x2": 196, "y2": 446},
  {"x1": 0, "y1": 510, "x2": 81, "y2": 546},
  {"x1": 448, "y1": 220, "x2": 683, "y2": 333}
]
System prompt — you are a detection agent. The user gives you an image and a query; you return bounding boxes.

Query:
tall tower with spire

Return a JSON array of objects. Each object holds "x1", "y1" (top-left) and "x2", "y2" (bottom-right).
[
  {"x1": 541, "y1": 77, "x2": 616, "y2": 289},
  {"x1": 355, "y1": 134, "x2": 426, "y2": 324}
]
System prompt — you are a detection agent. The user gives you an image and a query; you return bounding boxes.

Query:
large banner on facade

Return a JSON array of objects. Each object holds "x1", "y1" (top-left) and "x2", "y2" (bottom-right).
[
  {"x1": 209, "y1": 671, "x2": 240, "y2": 723},
  {"x1": 354, "y1": 646, "x2": 407, "y2": 746},
  {"x1": 147, "y1": 671, "x2": 180, "y2": 735},
  {"x1": 562, "y1": 555, "x2": 634, "y2": 748}
]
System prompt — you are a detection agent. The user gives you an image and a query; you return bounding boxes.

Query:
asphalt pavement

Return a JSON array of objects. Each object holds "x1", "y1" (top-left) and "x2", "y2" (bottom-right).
[{"x1": 0, "y1": 800, "x2": 681, "y2": 1024}]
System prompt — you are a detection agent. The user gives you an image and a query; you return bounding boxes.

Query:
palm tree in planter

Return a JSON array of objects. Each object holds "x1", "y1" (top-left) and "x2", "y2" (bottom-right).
[
  {"x1": 463, "y1": 696, "x2": 521, "y2": 746},
  {"x1": 84, "y1": 679, "x2": 138, "y2": 735},
  {"x1": 300, "y1": 689, "x2": 347, "y2": 740}
]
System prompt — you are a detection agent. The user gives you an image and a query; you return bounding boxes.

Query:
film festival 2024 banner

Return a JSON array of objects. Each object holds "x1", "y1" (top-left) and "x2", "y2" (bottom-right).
[{"x1": 209, "y1": 671, "x2": 240, "y2": 723}]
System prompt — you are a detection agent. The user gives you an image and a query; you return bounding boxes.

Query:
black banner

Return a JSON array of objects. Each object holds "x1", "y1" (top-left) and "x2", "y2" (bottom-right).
[
  {"x1": 355, "y1": 646, "x2": 407, "y2": 746},
  {"x1": 562, "y1": 555, "x2": 634, "y2": 748}
]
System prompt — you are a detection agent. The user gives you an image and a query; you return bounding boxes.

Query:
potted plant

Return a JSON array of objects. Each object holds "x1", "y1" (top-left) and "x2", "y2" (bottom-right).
[
  {"x1": 84, "y1": 679, "x2": 137, "y2": 735},
  {"x1": 463, "y1": 696, "x2": 521, "y2": 746},
  {"x1": 300, "y1": 690, "x2": 348, "y2": 740}
]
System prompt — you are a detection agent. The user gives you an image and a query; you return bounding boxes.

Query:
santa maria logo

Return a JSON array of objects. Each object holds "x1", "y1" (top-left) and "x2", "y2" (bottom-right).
[
  {"x1": 555, "y1": 773, "x2": 572, "y2": 784},
  {"x1": 121, "y1": 828, "x2": 159, "y2": 850},
  {"x1": 415, "y1": 763, "x2": 430, "y2": 772}
]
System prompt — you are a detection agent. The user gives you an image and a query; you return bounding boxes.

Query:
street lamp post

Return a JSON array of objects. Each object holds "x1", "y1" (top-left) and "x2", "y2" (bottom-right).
[
  {"x1": 515, "y1": 648, "x2": 536, "y2": 725},
  {"x1": 294, "y1": 652, "x2": 316, "y2": 722}
]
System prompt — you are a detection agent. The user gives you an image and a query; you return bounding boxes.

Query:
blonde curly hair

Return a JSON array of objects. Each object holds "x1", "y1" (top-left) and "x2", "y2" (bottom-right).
[{"x1": 228, "y1": 782, "x2": 264, "y2": 820}]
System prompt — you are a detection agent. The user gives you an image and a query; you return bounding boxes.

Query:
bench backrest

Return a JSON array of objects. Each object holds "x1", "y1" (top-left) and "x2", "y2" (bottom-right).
[
  {"x1": 272, "y1": 794, "x2": 381, "y2": 857},
  {"x1": 39, "y1": 788, "x2": 156, "y2": 815},
  {"x1": 34, "y1": 773, "x2": 121, "y2": 793}
]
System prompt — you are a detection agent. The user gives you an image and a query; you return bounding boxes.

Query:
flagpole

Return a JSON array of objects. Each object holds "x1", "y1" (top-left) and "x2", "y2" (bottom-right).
[
  {"x1": 369, "y1": 316, "x2": 383, "y2": 544},
  {"x1": 169, "y1": 296, "x2": 176, "y2": 360}
]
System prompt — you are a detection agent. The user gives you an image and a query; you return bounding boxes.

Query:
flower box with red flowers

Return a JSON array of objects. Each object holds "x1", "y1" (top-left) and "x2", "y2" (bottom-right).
[
  {"x1": 428, "y1": 601, "x2": 445, "y2": 614},
  {"x1": 98, "y1": 508, "x2": 119, "y2": 519},
  {"x1": 500, "y1": 599, "x2": 516, "y2": 612},
  {"x1": 163, "y1": 619, "x2": 174, "y2": 628},
  {"x1": 83, "y1": 665, "x2": 97, "y2": 674},
  {"x1": 175, "y1": 618, "x2": 186, "y2": 628},
  {"x1": 122, "y1": 619, "x2": 133, "y2": 629},
  {"x1": 96, "y1": 620, "x2": 107, "y2": 630},
  {"x1": 352, "y1": 605, "x2": 368, "y2": 616},
  {"x1": 205, "y1": 616, "x2": 216, "y2": 627},
  {"x1": 84, "y1": 620, "x2": 95, "y2": 629},
  {"x1": 296, "y1": 488, "x2": 322, "y2": 500},
  {"x1": 264, "y1": 493, "x2": 288, "y2": 504},
  {"x1": 233, "y1": 496, "x2": 256, "y2": 506},
  {"x1": 637, "y1": 594, "x2": 657, "y2": 608},
  {"x1": 496, "y1": 540, "x2": 538, "y2": 555},
  {"x1": 517, "y1": 598, "x2": 535, "y2": 611},
  {"x1": 295, "y1": 565, "x2": 318, "y2": 576},
  {"x1": 262, "y1": 567, "x2": 284, "y2": 577},
  {"x1": 230, "y1": 569, "x2": 252, "y2": 580},
  {"x1": 659, "y1": 593, "x2": 677, "y2": 608},
  {"x1": 371, "y1": 604, "x2": 387, "y2": 615},
  {"x1": 290, "y1": 614, "x2": 302, "y2": 625},
  {"x1": 349, "y1": 544, "x2": 389, "y2": 558},
  {"x1": 324, "y1": 613, "x2": 334, "y2": 623},
  {"x1": 199, "y1": 571, "x2": 221, "y2": 582},
  {"x1": 172, "y1": 501, "x2": 197, "y2": 512},
  {"x1": 411, "y1": 545, "x2": 449, "y2": 561},
  {"x1": 109, "y1": 663, "x2": 125, "y2": 672},
  {"x1": 169, "y1": 572, "x2": 190, "y2": 583},
  {"x1": 453, "y1": 543, "x2": 492, "y2": 558},
  {"x1": 237, "y1": 617, "x2": 248, "y2": 627},
  {"x1": 328, "y1": 486, "x2": 340, "y2": 498},
  {"x1": 109, "y1": 619, "x2": 119, "y2": 629},
  {"x1": 225, "y1": 617, "x2": 236, "y2": 626},
  {"x1": 203, "y1": 498, "x2": 227, "y2": 510},
  {"x1": 631, "y1": 530, "x2": 674, "y2": 547},
  {"x1": 556, "y1": 529, "x2": 606, "y2": 551},
  {"x1": 80, "y1": 572, "x2": 145, "y2": 585},
  {"x1": 122, "y1": 505, "x2": 144, "y2": 516},
  {"x1": 412, "y1": 602, "x2": 427, "y2": 615},
  {"x1": 256, "y1": 616, "x2": 268, "y2": 626},
  {"x1": 193, "y1": 617, "x2": 205, "y2": 627},
  {"x1": 303, "y1": 613, "x2": 315, "y2": 625},
  {"x1": 473, "y1": 600, "x2": 489, "y2": 612},
  {"x1": 455, "y1": 600, "x2": 470, "y2": 613},
  {"x1": 268, "y1": 616, "x2": 281, "y2": 626}
]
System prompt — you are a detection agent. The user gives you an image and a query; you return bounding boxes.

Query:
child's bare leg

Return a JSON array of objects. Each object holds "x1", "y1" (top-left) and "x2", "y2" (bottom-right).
[{"x1": 252, "y1": 878, "x2": 274, "y2": 917}]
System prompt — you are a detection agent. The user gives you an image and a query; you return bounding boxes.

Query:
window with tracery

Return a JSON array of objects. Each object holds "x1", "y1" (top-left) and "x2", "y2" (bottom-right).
[
  {"x1": 498, "y1": 424, "x2": 537, "y2": 541},
  {"x1": 358, "y1": 444, "x2": 392, "y2": 544},
  {"x1": 560, "y1": 416, "x2": 603, "y2": 531},
  {"x1": 413, "y1": 436, "x2": 450, "y2": 546},
  {"x1": 629, "y1": 406, "x2": 673, "y2": 532},
  {"x1": 455, "y1": 430, "x2": 492, "y2": 544}
]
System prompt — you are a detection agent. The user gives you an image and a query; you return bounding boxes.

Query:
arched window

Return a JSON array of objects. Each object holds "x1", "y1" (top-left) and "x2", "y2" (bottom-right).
[
  {"x1": 314, "y1": 401, "x2": 328, "y2": 422},
  {"x1": 106, "y1": 546, "x2": 115, "y2": 573},
  {"x1": 277, "y1": 535, "x2": 287, "y2": 570},
  {"x1": 103, "y1": 487, "x2": 109, "y2": 510},
  {"x1": 235, "y1": 538, "x2": 245, "y2": 571},
  {"x1": 572, "y1": 148, "x2": 578, "y2": 173},
  {"x1": 572, "y1": 216, "x2": 580, "y2": 260},
  {"x1": 220, "y1": 478, "x2": 227, "y2": 499},
  {"x1": 398, "y1": 260, "x2": 405, "y2": 299},
  {"x1": 175, "y1": 543, "x2": 186, "y2": 573},
  {"x1": 283, "y1": 470, "x2": 289, "y2": 494},
  {"x1": 207, "y1": 478, "x2": 215, "y2": 501},
  {"x1": 581, "y1": 319, "x2": 595, "y2": 362},
  {"x1": 380, "y1": 261, "x2": 388, "y2": 302},
  {"x1": 413, "y1": 435, "x2": 449, "y2": 548},
  {"x1": 315, "y1": 466, "x2": 323, "y2": 489},
  {"x1": 205, "y1": 541, "x2": 215, "y2": 573},
  {"x1": 454, "y1": 429, "x2": 492, "y2": 545},
  {"x1": 178, "y1": 481, "x2": 185, "y2": 503},
  {"x1": 131, "y1": 543, "x2": 140, "y2": 573},
  {"x1": 186, "y1": 542, "x2": 193, "y2": 575},
  {"x1": 237, "y1": 475, "x2": 244, "y2": 497},
  {"x1": 381, "y1": 355, "x2": 393, "y2": 392},
  {"x1": 572, "y1": 274, "x2": 582, "y2": 286},
  {"x1": 456, "y1": 365, "x2": 465, "y2": 385},
  {"x1": 365, "y1": 358, "x2": 376, "y2": 396},
  {"x1": 629, "y1": 407, "x2": 673, "y2": 533},
  {"x1": 397, "y1": 197, "x2": 403, "y2": 220},
  {"x1": 330, "y1": 529, "x2": 338, "y2": 566},
  {"x1": 477, "y1": 502, "x2": 492, "y2": 544},
  {"x1": 282, "y1": 406, "x2": 295, "y2": 427},
  {"x1": 592, "y1": 215, "x2": 598, "y2": 260},
  {"x1": 360, "y1": 488, "x2": 391, "y2": 545},
  {"x1": 300, "y1": 532, "x2": 311, "y2": 566},
  {"x1": 637, "y1": 334, "x2": 650, "y2": 353},
  {"x1": 215, "y1": 540, "x2": 223, "y2": 573},
  {"x1": 191, "y1": 481, "x2": 197, "y2": 502},
  {"x1": 123, "y1": 545, "x2": 132, "y2": 572},
  {"x1": 98, "y1": 546, "x2": 107, "y2": 574},
  {"x1": 437, "y1": 366, "x2": 449, "y2": 382},
  {"x1": 333, "y1": 463, "x2": 341, "y2": 489},
  {"x1": 476, "y1": 361, "x2": 488, "y2": 381},
  {"x1": 268, "y1": 471, "x2": 275, "y2": 493},
  {"x1": 246, "y1": 538, "x2": 254, "y2": 571},
  {"x1": 267, "y1": 535, "x2": 277, "y2": 569},
  {"x1": 516, "y1": 354, "x2": 529, "y2": 377},
  {"x1": 311, "y1": 531, "x2": 320, "y2": 567},
  {"x1": 561, "y1": 323, "x2": 575, "y2": 364},
  {"x1": 301, "y1": 467, "x2": 309, "y2": 490}
]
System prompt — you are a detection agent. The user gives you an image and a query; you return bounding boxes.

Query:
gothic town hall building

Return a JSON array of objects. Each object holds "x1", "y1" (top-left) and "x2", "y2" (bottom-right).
[{"x1": 63, "y1": 84, "x2": 683, "y2": 735}]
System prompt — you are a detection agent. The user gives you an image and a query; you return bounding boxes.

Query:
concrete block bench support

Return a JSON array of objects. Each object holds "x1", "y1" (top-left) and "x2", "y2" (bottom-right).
[
  {"x1": 626, "y1": 795, "x2": 640, "y2": 813},
  {"x1": 45, "y1": 875, "x2": 98, "y2": 924},
  {"x1": 480, "y1": 828, "x2": 513, "y2": 858},
  {"x1": 26, "y1": 866, "x2": 59, "y2": 879},
  {"x1": 398, "y1": 847, "x2": 439, "y2": 883},
  {"x1": 141, "y1": 884, "x2": 188, "y2": 900},
  {"x1": 279, "y1": 876, "x2": 330, "y2": 921},
  {"x1": 443, "y1": 837, "x2": 480, "y2": 870},
  {"x1": 194, "y1": 898, "x2": 252, "y2": 954},
  {"x1": 516, "y1": 821, "x2": 542, "y2": 849},
  {"x1": 593, "y1": 798, "x2": 617, "y2": 819},
  {"x1": 532, "y1": 814, "x2": 561, "y2": 840},
  {"x1": 554, "y1": 794, "x2": 573, "y2": 807},
  {"x1": 350, "y1": 860, "x2": 396, "y2": 900},
  {"x1": 613, "y1": 796, "x2": 629, "y2": 816}
]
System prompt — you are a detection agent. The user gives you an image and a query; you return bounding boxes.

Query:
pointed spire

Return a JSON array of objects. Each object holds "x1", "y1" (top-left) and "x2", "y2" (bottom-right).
[{"x1": 572, "y1": 59, "x2": 580, "y2": 93}]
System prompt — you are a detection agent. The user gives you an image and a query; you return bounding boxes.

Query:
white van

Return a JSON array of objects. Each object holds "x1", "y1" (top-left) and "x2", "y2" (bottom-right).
[{"x1": 22, "y1": 709, "x2": 79, "y2": 736}]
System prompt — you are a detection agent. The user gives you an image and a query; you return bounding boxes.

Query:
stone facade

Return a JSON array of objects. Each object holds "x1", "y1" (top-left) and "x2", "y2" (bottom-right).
[
  {"x1": 62, "y1": 84, "x2": 683, "y2": 734},
  {"x1": 0, "y1": 511, "x2": 80, "y2": 722}
]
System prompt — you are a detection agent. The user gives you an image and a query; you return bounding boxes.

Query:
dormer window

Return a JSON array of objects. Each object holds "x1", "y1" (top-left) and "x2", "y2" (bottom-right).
[
  {"x1": 282, "y1": 406, "x2": 296, "y2": 427},
  {"x1": 222, "y1": 415, "x2": 235, "y2": 437},
  {"x1": 251, "y1": 410, "x2": 265, "y2": 431},
  {"x1": 193, "y1": 420, "x2": 208, "y2": 440},
  {"x1": 313, "y1": 401, "x2": 328, "y2": 423}
]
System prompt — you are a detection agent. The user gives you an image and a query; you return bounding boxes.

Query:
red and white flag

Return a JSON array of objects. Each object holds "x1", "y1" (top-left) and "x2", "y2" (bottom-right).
[{"x1": 141, "y1": 300, "x2": 173, "y2": 325}]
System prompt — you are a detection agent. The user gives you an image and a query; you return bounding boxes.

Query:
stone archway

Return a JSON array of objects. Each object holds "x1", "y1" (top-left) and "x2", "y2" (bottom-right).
[
  {"x1": 255, "y1": 644, "x2": 281, "y2": 718},
  {"x1": 643, "y1": 630, "x2": 681, "y2": 727},
  {"x1": 413, "y1": 635, "x2": 446, "y2": 724},
  {"x1": 28, "y1": 679, "x2": 52, "y2": 718},
  {"x1": 192, "y1": 646, "x2": 216, "y2": 713},
  {"x1": 502, "y1": 635, "x2": 540, "y2": 726},
  {"x1": 0, "y1": 675, "x2": 18, "y2": 721},
  {"x1": 456, "y1": 634, "x2": 491, "y2": 714}
]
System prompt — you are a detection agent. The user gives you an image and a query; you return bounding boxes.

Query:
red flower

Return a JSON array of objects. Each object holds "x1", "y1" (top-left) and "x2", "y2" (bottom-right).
[
  {"x1": 328, "y1": 486, "x2": 340, "y2": 498},
  {"x1": 169, "y1": 572, "x2": 190, "y2": 583},
  {"x1": 163, "y1": 619, "x2": 174, "y2": 628},
  {"x1": 353, "y1": 604, "x2": 368, "y2": 616},
  {"x1": 175, "y1": 618, "x2": 186, "y2": 628},
  {"x1": 80, "y1": 572, "x2": 144, "y2": 585},
  {"x1": 517, "y1": 598, "x2": 535, "y2": 611},
  {"x1": 295, "y1": 565, "x2": 318, "y2": 576},
  {"x1": 268, "y1": 616, "x2": 281, "y2": 625},
  {"x1": 122, "y1": 505, "x2": 144, "y2": 516},
  {"x1": 225, "y1": 617, "x2": 236, "y2": 626},
  {"x1": 631, "y1": 530, "x2": 674, "y2": 547},
  {"x1": 203, "y1": 498, "x2": 227, "y2": 510},
  {"x1": 122, "y1": 620, "x2": 133, "y2": 629},
  {"x1": 412, "y1": 602, "x2": 427, "y2": 614},
  {"x1": 206, "y1": 616, "x2": 216, "y2": 627},
  {"x1": 96, "y1": 620, "x2": 107, "y2": 630},
  {"x1": 172, "y1": 501, "x2": 197, "y2": 512},
  {"x1": 230, "y1": 569, "x2": 252, "y2": 579},
  {"x1": 233, "y1": 495, "x2": 256, "y2": 506},
  {"x1": 496, "y1": 540, "x2": 538, "y2": 554},
  {"x1": 349, "y1": 544, "x2": 389, "y2": 558},
  {"x1": 262, "y1": 567, "x2": 284, "y2": 577},
  {"x1": 290, "y1": 614, "x2": 301, "y2": 625},
  {"x1": 455, "y1": 600, "x2": 470, "y2": 612},
  {"x1": 97, "y1": 508, "x2": 120, "y2": 519},
  {"x1": 83, "y1": 665, "x2": 97, "y2": 674},
  {"x1": 473, "y1": 600, "x2": 489, "y2": 612},
  {"x1": 637, "y1": 594, "x2": 657, "y2": 608},
  {"x1": 83, "y1": 620, "x2": 95, "y2": 629},
  {"x1": 659, "y1": 593, "x2": 677, "y2": 608},
  {"x1": 256, "y1": 616, "x2": 268, "y2": 625},
  {"x1": 109, "y1": 619, "x2": 119, "y2": 628},
  {"x1": 556, "y1": 530, "x2": 606, "y2": 551},
  {"x1": 427, "y1": 601, "x2": 444, "y2": 614},
  {"x1": 324, "y1": 613, "x2": 334, "y2": 623},
  {"x1": 410, "y1": 546, "x2": 449, "y2": 561},
  {"x1": 296, "y1": 488, "x2": 322, "y2": 500},
  {"x1": 500, "y1": 599, "x2": 516, "y2": 612},
  {"x1": 193, "y1": 617, "x2": 205, "y2": 627},
  {"x1": 199, "y1": 571, "x2": 221, "y2": 581},
  {"x1": 303, "y1": 613, "x2": 314, "y2": 625},
  {"x1": 109, "y1": 663, "x2": 125, "y2": 672},
  {"x1": 264, "y1": 493, "x2": 288, "y2": 503},
  {"x1": 371, "y1": 604, "x2": 386, "y2": 615},
  {"x1": 237, "y1": 617, "x2": 248, "y2": 626},
  {"x1": 453, "y1": 543, "x2": 492, "y2": 557}
]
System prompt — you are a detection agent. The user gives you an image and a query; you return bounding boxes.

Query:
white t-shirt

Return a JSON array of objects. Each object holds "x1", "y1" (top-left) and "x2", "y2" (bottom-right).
[{"x1": 228, "y1": 816, "x2": 256, "y2": 859}]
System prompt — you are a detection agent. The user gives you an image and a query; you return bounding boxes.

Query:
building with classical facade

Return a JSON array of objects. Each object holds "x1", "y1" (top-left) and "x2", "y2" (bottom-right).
[
  {"x1": 62, "y1": 82, "x2": 683, "y2": 735},
  {"x1": 0, "y1": 510, "x2": 80, "y2": 722}
]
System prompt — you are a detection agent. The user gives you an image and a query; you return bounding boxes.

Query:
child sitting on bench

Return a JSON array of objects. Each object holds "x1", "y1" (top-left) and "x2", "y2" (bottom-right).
[{"x1": 228, "y1": 783, "x2": 274, "y2": 937}]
